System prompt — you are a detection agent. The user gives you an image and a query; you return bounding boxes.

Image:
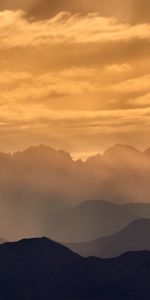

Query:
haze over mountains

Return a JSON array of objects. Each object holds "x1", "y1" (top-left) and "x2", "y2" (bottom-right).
[
  {"x1": 0, "y1": 144, "x2": 150, "y2": 240},
  {"x1": 67, "y1": 219, "x2": 150, "y2": 257},
  {"x1": 43, "y1": 201, "x2": 137, "y2": 242},
  {"x1": 1, "y1": 143, "x2": 150, "y2": 204},
  {"x1": 0, "y1": 145, "x2": 150, "y2": 298}
]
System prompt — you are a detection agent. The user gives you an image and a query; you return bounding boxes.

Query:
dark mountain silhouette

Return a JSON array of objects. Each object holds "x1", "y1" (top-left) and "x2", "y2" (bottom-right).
[
  {"x1": 0, "y1": 238, "x2": 150, "y2": 299},
  {"x1": 45, "y1": 200, "x2": 137, "y2": 242},
  {"x1": 0, "y1": 144, "x2": 150, "y2": 240},
  {"x1": 67, "y1": 219, "x2": 150, "y2": 258},
  {"x1": 0, "y1": 238, "x2": 80, "y2": 271}
]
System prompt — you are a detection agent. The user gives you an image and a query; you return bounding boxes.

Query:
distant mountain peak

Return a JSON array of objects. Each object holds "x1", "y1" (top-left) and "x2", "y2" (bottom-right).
[
  {"x1": 104, "y1": 143, "x2": 140, "y2": 156},
  {"x1": 68, "y1": 217, "x2": 150, "y2": 258},
  {"x1": 76, "y1": 200, "x2": 117, "y2": 208},
  {"x1": 85, "y1": 153, "x2": 102, "y2": 163},
  {"x1": 144, "y1": 147, "x2": 150, "y2": 156},
  {"x1": 13, "y1": 144, "x2": 73, "y2": 162}
]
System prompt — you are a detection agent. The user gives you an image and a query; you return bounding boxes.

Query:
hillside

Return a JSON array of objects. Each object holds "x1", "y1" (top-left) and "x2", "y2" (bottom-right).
[
  {"x1": 0, "y1": 238, "x2": 149, "y2": 299},
  {"x1": 67, "y1": 219, "x2": 150, "y2": 257},
  {"x1": 45, "y1": 200, "x2": 137, "y2": 242}
]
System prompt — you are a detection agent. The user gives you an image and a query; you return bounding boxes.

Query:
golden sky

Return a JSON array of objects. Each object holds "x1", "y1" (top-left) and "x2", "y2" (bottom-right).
[{"x1": 0, "y1": 0, "x2": 150, "y2": 159}]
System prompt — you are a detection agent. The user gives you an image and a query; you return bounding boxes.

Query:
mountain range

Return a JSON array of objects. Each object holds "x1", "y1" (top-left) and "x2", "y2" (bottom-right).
[
  {"x1": 1, "y1": 143, "x2": 150, "y2": 206},
  {"x1": 2, "y1": 197, "x2": 150, "y2": 243},
  {"x1": 0, "y1": 144, "x2": 150, "y2": 240},
  {"x1": 44, "y1": 200, "x2": 137, "y2": 242},
  {"x1": 67, "y1": 218, "x2": 150, "y2": 257},
  {"x1": 0, "y1": 237, "x2": 150, "y2": 300}
]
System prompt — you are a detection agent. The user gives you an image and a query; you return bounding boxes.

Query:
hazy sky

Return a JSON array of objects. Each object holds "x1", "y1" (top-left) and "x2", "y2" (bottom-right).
[{"x1": 0, "y1": 0, "x2": 150, "y2": 159}]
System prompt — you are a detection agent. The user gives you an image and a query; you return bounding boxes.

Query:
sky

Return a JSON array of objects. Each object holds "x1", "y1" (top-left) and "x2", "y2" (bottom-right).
[{"x1": 0, "y1": 0, "x2": 150, "y2": 159}]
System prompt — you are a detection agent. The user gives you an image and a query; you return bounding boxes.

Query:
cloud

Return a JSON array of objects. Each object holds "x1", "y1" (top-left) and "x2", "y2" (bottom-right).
[
  {"x1": 0, "y1": 68, "x2": 98, "y2": 107},
  {"x1": 1, "y1": 102, "x2": 150, "y2": 137},
  {"x1": 128, "y1": 93, "x2": 150, "y2": 108},
  {"x1": 0, "y1": 68, "x2": 150, "y2": 135},
  {"x1": 0, "y1": 8, "x2": 149, "y2": 154},
  {"x1": 0, "y1": 71, "x2": 32, "y2": 84},
  {"x1": 0, "y1": 10, "x2": 150, "y2": 50},
  {"x1": 1, "y1": 0, "x2": 150, "y2": 24},
  {"x1": 110, "y1": 74, "x2": 150, "y2": 94},
  {"x1": 104, "y1": 63, "x2": 133, "y2": 73}
]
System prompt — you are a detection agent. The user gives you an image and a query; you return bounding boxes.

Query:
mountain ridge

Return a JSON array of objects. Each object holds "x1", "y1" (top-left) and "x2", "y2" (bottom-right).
[
  {"x1": 0, "y1": 144, "x2": 150, "y2": 240},
  {"x1": 0, "y1": 143, "x2": 149, "y2": 160},
  {"x1": 67, "y1": 218, "x2": 150, "y2": 258},
  {"x1": 0, "y1": 237, "x2": 149, "y2": 299}
]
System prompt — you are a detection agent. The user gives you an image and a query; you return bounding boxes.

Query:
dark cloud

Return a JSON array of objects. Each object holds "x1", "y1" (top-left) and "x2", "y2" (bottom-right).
[{"x1": 0, "y1": 0, "x2": 150, "y2": 23}]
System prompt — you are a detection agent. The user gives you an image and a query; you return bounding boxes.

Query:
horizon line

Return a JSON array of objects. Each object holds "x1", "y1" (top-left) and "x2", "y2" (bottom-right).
[{"x1": 0, "y1": 143, "x2": 149, "y2": 162}]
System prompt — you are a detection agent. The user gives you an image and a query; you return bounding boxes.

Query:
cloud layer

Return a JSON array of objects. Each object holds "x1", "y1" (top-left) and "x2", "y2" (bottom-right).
[
  {"x1": 0, "y1": 5, "x2": 149, "y2": 155},
  {"x1": 1, "y1": 0, "x2": 150, "y2": 23},
  {"x1": 0, "y1": 10, "x2": 150, "y2": 49}
]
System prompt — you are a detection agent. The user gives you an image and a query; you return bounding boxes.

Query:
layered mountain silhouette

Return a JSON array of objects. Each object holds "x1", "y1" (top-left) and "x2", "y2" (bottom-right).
[
  {"x1": 0, "y1": 238, "x2": 150, "y2": 300},
  {"x1": 0, "y1": 144, "x2": 150, "y2": 240},
  {"x1": 44, "y1": 200, "x2": 137, "y2": 242},
  {"x1": 123, "y1": 202, "x2": 150, "y2": 218},
  {"x1": 67, "y1": 219, "x2": 150, "y2": 258},
  {"x1": 1, "y1": 143, "x2": 150, "y2": 205}
]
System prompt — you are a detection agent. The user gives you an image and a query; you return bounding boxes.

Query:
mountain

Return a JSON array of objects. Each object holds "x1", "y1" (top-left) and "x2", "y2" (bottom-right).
[
  {"x1": 0, "y1": 238, "x2": 150, "y2": 299},
  {"x1": 84, "y1": 143, "x2": 150, "y2": 203},
  {"x1": 104, "y1": 143, "x2": 141, "y2": 158},
  {"x1": 0, "y1": 144, "x2": 150, "y2": 240},
  {"x1": 123, "y1": 203, "x2": 150, "y2": 218},
  {"x1": 0, "y1": 238, "x2": 80, "y2": 271},
  {"x1": 144, "y1": 147, "x2": 150, "y2": 157},
  {"x1": 45, "y1": 200, "x2": 137, "y2": 242},
  {"x1": 67, "y1": 219, "x2": 150, "y2": 258},
  {"x1": 103, "y1": 144, "x2": 143, "y2": 168}
]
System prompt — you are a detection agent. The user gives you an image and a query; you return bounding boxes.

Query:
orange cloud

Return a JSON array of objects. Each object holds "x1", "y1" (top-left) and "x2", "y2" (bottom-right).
[
  {"x1": 104, "y1": 63, "x2": 133, "y2": 73},
  {"x1": 110, "y1": 74, "x2": 150, "y2": 93},
  {"x1": 0, "y1": 8, "x2": 150, "y2": 154},
  {"x1": 0, "y1": 11, "x2": 150, "y2": 49}
]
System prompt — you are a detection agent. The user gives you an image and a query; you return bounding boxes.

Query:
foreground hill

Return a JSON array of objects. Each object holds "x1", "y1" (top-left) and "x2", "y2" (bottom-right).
[
  {"x1": 67, "y1": 219, "x2": 150, "y2": 257},
  {"x1": 0, "y1": 238, "x2": 150, "y2": 299}
]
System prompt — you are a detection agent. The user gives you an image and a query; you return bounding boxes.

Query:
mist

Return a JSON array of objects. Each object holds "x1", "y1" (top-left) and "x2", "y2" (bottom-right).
[{"x1": 0, "y1": 144, "x2": 150, "y2": 240}]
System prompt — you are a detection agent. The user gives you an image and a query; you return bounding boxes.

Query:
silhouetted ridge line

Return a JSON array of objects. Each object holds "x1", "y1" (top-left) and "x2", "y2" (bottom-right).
[
  {"x1": 67, "y1": 218, "x2": 150, "y2": 258},
  {"x1": 0, "y1": 238, "x2": 149, "y2": 299}
]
